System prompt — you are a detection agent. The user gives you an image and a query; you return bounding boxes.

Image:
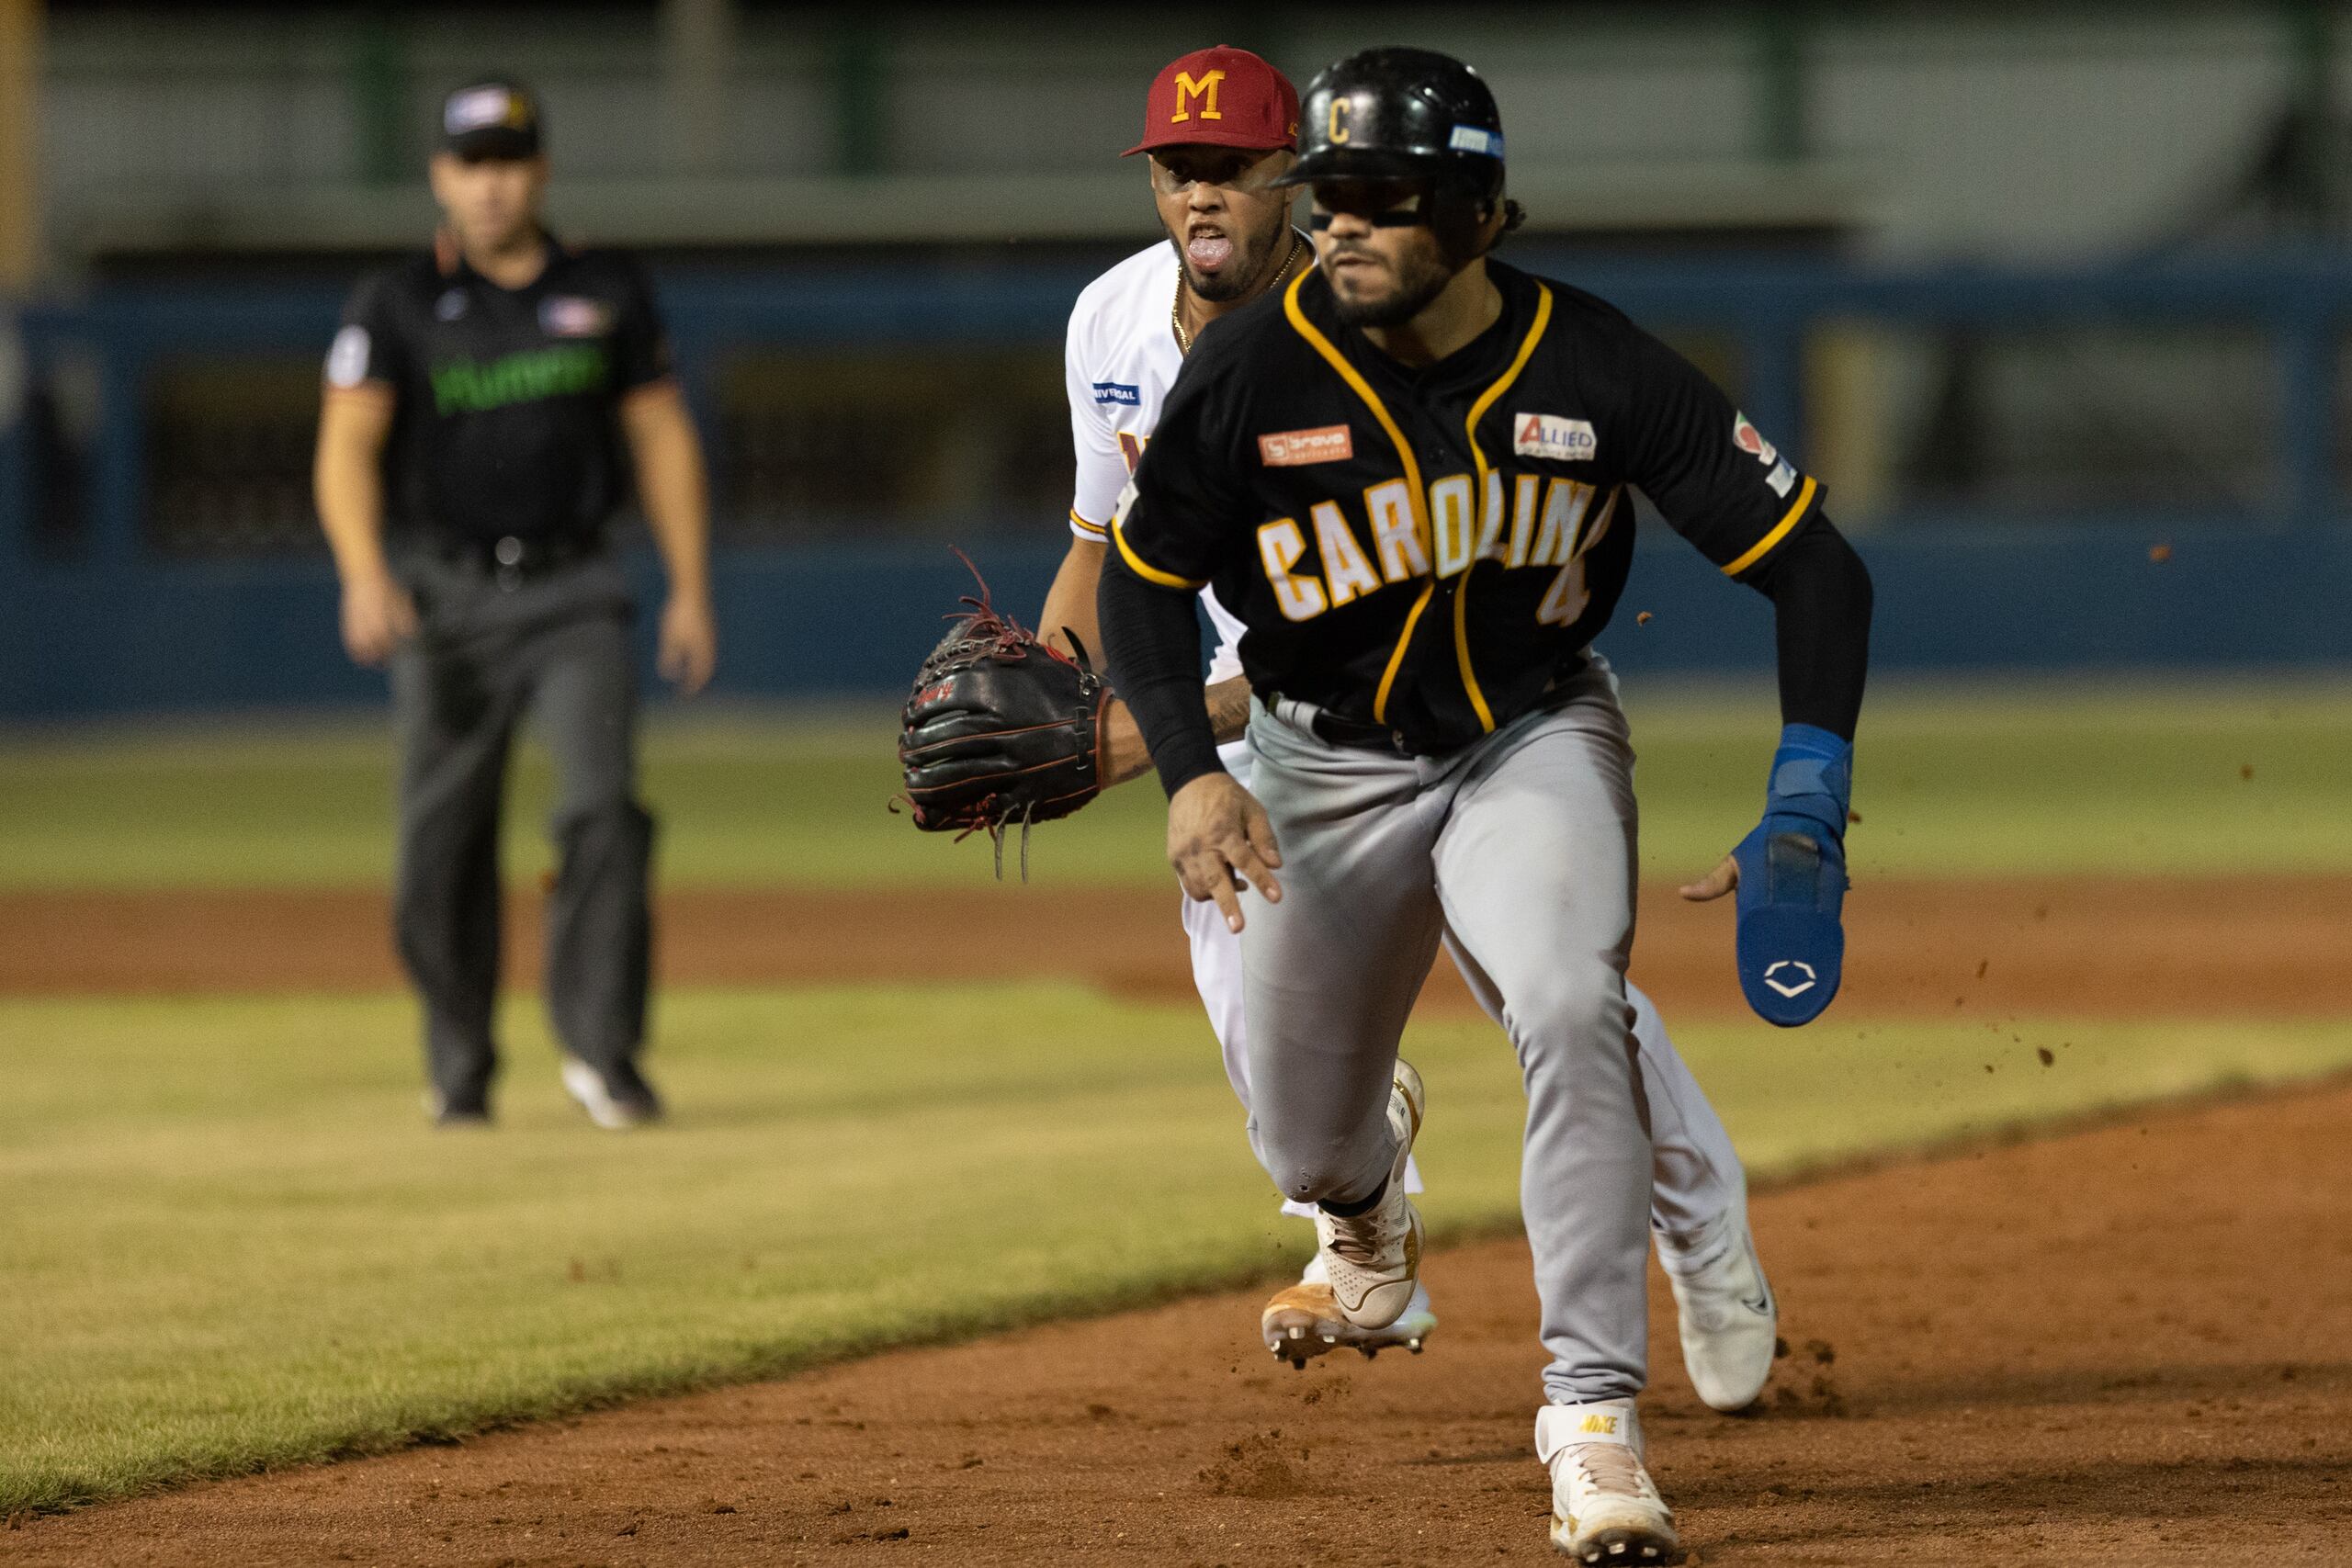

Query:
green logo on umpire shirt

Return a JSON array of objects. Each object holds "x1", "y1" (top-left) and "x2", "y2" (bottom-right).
[{"x1": 430, "y1": 344, "x2": 608, "y2": 414}]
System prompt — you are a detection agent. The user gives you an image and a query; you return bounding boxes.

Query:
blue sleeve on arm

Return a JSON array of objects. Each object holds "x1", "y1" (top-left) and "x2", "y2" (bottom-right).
[
  {"x1": 1731, "y1": 723, "x2": 1853, "y2": 1027},
  {"x1": 1764, "y1": 723, "x2": 1852, "y2": 840}
]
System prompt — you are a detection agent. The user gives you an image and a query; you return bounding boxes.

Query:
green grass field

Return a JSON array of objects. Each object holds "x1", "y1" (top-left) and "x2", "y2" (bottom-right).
[
  {"x1": 6, "y1": 991, "x2": 2346, "y2": 1514},
  {"x1": 3, "y1": 679, "x2": 2348, "y2": 889},
  {"x1": 3, "y1": 679, "x2": 2348, "y2": 1514}
]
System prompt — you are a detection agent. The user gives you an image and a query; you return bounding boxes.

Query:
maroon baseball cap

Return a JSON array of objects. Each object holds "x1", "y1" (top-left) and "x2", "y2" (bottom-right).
[{"x1": 1124, "y1": 46, "x2": 1299, "y2": 158}]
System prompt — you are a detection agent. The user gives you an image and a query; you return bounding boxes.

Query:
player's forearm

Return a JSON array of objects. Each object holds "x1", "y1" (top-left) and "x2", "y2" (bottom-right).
[
  {"x1": 1204, "y1": 676, "x2": 1251, "y2": 744},
  {"x1": 313, "y1": 407, "x2": 391, "y2": 584},
  {"x1": 1040, "y1": 541, "x2": 1105, "y2": 659},
  {"x1": 1745, "y1": 514, "x2": 1872, "y2": 740},
  {"x1": 1098, "y1": 553, "x2": 1221, "y2": 796},
  {"x1": 626, "y1": 391, "x2": 713, "y2": 602},
  {"x1": 1102, "y1": 674, "x2": 1250, "y2": 788},
  {"x1": 315, "y1": 459, "x2": 388, "y2": 581}
]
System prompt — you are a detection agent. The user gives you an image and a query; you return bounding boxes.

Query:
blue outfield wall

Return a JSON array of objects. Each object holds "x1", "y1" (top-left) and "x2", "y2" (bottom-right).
[
  {"x1": 3, "y1": 521, "x2": 2346, "y2": 721},
  {"x1": 6, "y1": 251, "x2": 2352, "y2": 719}
]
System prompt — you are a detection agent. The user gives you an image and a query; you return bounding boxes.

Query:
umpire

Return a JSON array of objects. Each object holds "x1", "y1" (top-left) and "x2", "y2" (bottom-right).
[{"x1": 313, "y1": 77, "x2": 717, "y2": 1129}]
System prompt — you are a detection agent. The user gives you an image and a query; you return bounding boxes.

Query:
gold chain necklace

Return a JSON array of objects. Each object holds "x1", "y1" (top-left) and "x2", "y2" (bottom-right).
[{"x1": 1171, "y1": 229, "x2": 1306, "y2": 355}]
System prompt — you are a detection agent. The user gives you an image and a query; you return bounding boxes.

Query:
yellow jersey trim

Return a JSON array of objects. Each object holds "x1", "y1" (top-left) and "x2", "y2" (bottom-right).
[
  {"x1": 1463, "y1": 283, "x2": 1554, "y2": 472},
  {"x1": 1069, "y1": 507, "x2": 1108, "y2": 539},
  {"x1": 1112, "y1": 514, "x2": 1206, "y2": 591},
  {"x1": 1721, "y1": 475, "x2": 1817, "y2": 578},
  {"x1": 1451, "y1": 282, "x2": 1554, "y2": 734},
  {"x1": 1283, "y1": 270, "x2": 1432, "y2": 724},
  {"x1": 1450, "y1": 587, "x2": 1492, "y2": 732},
  {"x1": 1377, "y1": 582, "x2": 1436, "y2": 722}
]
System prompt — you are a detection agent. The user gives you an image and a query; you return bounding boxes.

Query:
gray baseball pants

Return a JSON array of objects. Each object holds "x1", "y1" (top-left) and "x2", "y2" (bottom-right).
[
  {"x1": 1240, "y1": 659, "x2": 1653, "y2": 1404},
  {"x1": 390, "y1": 549, "x2": 654, "y2": 1112},
  {"x1": 1182, "y1": 784, "x2": 1741, "y2": 1235}
]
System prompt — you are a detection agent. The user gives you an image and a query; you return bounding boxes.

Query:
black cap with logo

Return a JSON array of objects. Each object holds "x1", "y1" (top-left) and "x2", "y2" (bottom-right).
[{"x1": 440, "y1": 77, "x2": 543, "y2": 161}]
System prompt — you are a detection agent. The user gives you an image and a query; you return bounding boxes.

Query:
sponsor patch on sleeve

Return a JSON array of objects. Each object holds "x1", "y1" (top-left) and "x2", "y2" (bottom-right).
[
  {"x1": 1732, "y1": 412, "x2": 1780, "y2": 468},
  {"x1": 1258, "y1": 424, "x2": 1355, "y2": 467},
  {"x1": 1091, "y1": 380, "x2": 1142, "y2": 407},
  {"x1": 1766, "y1": 459, "x2": 1797, "y2": 498},
  {"x1": 1510, "y1": 412, "x2": 1598, "y2": 462},
  {"x1": 325, "y1": 325, "x2": 372, "y2": 388}
]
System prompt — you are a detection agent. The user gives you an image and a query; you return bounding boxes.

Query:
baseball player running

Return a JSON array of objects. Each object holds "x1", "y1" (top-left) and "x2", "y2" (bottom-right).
[
  {"x1": 1097, "y1": 48, "x2": 1872, "y2": 1562},
  {"x1": 1036, "y1": 46, "x2": 1785, "y2": 1411}
]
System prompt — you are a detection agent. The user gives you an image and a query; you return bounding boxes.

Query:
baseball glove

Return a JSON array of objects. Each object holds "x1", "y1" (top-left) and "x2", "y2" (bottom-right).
[{"x1": 897, "y1": 558, "x2": 1113, "y2": 876}]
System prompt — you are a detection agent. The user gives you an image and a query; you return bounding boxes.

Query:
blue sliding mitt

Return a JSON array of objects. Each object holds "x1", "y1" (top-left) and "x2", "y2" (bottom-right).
[{"x1": 1732, "y1": 724, "x2": 1851, "y2": 1026}]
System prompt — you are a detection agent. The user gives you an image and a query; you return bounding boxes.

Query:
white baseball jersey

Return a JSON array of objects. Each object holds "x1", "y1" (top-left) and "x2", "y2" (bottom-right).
[{"x1": 1064, "y1": 242, "x2": 1247, "y2": 685}]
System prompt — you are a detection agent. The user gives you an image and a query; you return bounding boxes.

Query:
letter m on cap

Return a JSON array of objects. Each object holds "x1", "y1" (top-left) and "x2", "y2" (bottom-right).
[{"x1": 1172, "y1": 70, "x2": 1225, "y2": 123}]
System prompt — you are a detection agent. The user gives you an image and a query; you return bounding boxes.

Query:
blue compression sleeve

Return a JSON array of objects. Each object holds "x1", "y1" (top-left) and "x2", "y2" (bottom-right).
[{"x1": 1731, "y1": 724, "x2": 1852, "y2": 1027}]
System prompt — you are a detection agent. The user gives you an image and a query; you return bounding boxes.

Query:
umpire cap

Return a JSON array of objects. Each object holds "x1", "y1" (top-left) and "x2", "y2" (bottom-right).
[
  {"x1": 441, "y1": 77, "x2": 543, "y2": 161},
  {"x1": 1274, "y1": 47, "x2": 1506, "y2": 209}
]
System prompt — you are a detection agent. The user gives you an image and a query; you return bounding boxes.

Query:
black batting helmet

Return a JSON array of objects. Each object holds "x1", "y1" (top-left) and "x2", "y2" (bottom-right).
[{"x1": 1274, "y1": 47, "x2": 1514, "y2": 259}]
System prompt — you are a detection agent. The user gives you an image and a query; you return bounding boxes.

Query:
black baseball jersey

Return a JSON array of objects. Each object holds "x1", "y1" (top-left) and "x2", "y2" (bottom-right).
[
  {"x1": 1112, "y1": 258, "x2": 1823, "y2": 753},
  {"x1": 328, "y1": 235, "x2": 672, "y2": 546}
]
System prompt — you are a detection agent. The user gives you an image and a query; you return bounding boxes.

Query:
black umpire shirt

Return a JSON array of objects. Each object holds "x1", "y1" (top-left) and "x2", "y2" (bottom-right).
[
  {"x1": 1111, "y1": 258, "x2": 1826, "y2": 761},
  {"x1": 328, "y1": 234, "x2": 672, "y2": 547}
]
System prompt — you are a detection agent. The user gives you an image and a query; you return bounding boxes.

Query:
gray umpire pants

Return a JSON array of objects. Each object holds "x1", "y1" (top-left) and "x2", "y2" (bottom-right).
[
  {"x1": 1242, "y1": 658, "x2": 1651, "y2": 1405},
  {"x1": 389, "y1": 548, "x2": 654, "y2": 1111}
]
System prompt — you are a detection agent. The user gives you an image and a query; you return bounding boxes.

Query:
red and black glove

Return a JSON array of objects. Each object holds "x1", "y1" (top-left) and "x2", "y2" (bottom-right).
[{"x1": 898, "y1": 563, "x2": 1112, "y2": 872}]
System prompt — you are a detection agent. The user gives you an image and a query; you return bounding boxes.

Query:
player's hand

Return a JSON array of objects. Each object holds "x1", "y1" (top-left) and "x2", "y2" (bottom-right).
[
  {"x1": 1167, "y1": 772, "x2": 1283, "y2": 933},
  {"x1": 1099, "y1": 699, "x2": 1154, "y2": 787},
  {"x1": 339, "y1": 568, "x2": 417, "y2": 667},
  {"x1": 659, "y1": 591, "x2": 718, "y2": 696},
  {"x1": 1679, "y1": 853, "x2": 1738, "y2": 902}
]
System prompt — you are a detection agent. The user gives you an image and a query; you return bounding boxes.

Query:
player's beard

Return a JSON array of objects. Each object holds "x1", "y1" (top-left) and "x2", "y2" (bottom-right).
[{"x1": 1327, "y1": 240, "x2": 1454, "y2": 329}]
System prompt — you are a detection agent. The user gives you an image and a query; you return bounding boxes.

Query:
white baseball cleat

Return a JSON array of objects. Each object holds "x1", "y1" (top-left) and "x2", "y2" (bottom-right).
[
  {"x1": 1657, "y1": 1200, "x2": 1778, "y2": 1413},
  {"x1": 1537, "y1": 1400, "x2": 1683, "y2": 1564},
  {"x1": 1261, "y1": 1258, "x2": 1438, "y2": 1368},
  {"x1": 1309, "y1": 1060, "x2": 1426, "y2": 1331},
  {"x1": 560, "y1": 1056, "x2": 663, "y2": 1131}
]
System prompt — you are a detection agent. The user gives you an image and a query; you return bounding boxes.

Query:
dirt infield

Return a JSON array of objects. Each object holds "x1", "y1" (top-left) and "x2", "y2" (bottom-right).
[
  {"x1": 14, "y1": 1077, "x2": 2350, "y2": 1566},
  {"x1": 11, "y1": 874, "x2": 2348, "y2": 1562},
  {"x1": 6, "y1": 873, "x2": 2349, "y2": 1018}
]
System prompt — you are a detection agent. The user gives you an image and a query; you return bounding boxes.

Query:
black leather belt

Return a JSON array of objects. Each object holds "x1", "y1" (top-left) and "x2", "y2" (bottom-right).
[
  {"x1": 1264, "y1": 690, "x2": 1425, "y2": 757},
  {"x1": 435, "y1": 532, "x2": 605, "y2": 586},
  {"x1": 1308, "y1": 708, "x2": 1418, "y2": 755}
]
